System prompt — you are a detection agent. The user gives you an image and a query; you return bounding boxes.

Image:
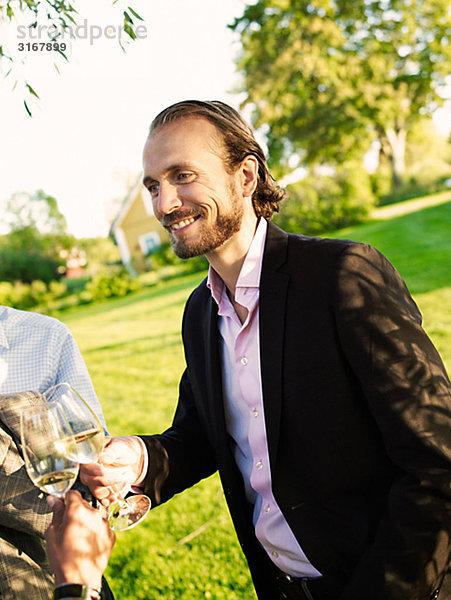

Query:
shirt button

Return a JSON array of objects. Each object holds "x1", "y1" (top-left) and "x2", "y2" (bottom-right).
[
  {"x1": 241, "y1": 357, "x2": 248, "y2": 365},
  {"x1": 252, "y1": 408, "x2": 259, "y2": 417},
  {"x1": 256, "y1": 460, "x2": 263, "y2": 470},
  {"x1": 264, "y1": 504, "x2": 271, "y2": 513},
  {"x1": 272, "y1": 551, "x2": 279, "y2": 558}
]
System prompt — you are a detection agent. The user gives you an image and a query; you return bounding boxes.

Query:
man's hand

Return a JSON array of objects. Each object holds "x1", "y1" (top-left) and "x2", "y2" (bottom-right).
[
  {"x1": 45, "y1": 491, "x2": 115, "y2": 588},
  {"x1": 80, "y1": 436, "x2": 145, "y2": 506}
]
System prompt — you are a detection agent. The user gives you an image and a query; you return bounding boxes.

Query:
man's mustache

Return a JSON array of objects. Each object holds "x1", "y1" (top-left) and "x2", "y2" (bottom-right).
[{"x1": 161, "y1": 209, "x2": 204, "y2": 229}]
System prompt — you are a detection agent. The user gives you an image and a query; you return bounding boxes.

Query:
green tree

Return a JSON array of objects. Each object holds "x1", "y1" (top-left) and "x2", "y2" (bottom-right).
[
  {"x1": 373, "y1": 117, "x2": 451, "y2": 202},
  {"x1": 6, "y1": 189, "x2": 68, "y2": 235},
  {"x1": 0, "y1": 189, "x2": 74, "y2": 282},
  {"x1": 5, "y1": 189, "x2": 74, "y2": 255},
  {"x1": 0, "y1": 1, "x2": 143, "y2": 114},
  {"x1": 230, "y1": 0, "x2": 451, "y2": 189}
]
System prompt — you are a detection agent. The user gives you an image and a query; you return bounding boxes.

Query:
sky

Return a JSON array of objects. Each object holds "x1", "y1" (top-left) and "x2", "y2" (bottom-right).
[
  {"x1": 1, "y1": 1, "x2": 450, "y2": 239},
  {"x1": 0, "y1": 0, "x2": 247, "y2": 238}
]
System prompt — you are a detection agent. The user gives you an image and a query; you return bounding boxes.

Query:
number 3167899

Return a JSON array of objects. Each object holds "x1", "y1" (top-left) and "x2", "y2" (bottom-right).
[{"x1": 18, "y1": 42, "x2": 67, "y2": 51}]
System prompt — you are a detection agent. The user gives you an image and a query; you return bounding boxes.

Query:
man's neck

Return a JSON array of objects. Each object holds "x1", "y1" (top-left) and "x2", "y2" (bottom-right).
[{"x1": 206, "y1": 214, "x2": 259, "y2": 299}]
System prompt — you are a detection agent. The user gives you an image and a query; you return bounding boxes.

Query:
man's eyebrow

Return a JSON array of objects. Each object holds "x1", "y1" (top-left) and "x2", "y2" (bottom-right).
[{"x1": 143, "y1": 163, "x2": 195, "y2": 187}]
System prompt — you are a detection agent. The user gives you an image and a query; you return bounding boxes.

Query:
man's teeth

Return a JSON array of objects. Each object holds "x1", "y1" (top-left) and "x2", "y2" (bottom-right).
[{"x1": 171, "y1": 217, "x2": 196, "y2": 231}]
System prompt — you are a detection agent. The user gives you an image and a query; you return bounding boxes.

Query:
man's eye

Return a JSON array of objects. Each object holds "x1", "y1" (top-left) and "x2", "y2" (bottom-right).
[
  {"x1": 149, "y1": 184, "x2": 159, "y2": 196},
  {"x1": 178, "y1": 172, "x2": 192, "y2": 181}
]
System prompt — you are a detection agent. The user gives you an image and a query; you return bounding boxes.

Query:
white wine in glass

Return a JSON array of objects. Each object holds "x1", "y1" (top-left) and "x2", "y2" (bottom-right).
[
  {"x1": 44, "y1": 383, "x2": 105, "y2": 464},
  {"x1": 20, "y1": 404, "x2": 79, "y2": 498}
]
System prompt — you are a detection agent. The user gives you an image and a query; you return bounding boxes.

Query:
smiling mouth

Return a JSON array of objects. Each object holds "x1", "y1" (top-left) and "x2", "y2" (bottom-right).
[{"x1": 169, "y1": 216, "x2": 199, "y2": 231}]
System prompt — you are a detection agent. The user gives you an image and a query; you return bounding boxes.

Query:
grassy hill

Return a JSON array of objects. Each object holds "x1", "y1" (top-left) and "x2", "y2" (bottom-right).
[{"x1": 60, "y1": 193, "x2": 450, "y2": 599}]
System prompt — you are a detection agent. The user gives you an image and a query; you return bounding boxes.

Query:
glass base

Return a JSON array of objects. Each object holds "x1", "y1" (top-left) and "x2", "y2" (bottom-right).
[{"x1": 108, "y1": 494, "x2": 151, "y2": 531}]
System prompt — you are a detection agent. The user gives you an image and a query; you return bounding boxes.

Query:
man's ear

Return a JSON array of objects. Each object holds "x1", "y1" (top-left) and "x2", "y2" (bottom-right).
[{"x1": 240, "y1": 155, "x2": 259, "y2": 198}]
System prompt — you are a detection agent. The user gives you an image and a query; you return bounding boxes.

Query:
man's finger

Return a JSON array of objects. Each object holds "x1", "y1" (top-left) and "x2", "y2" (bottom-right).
[
  {"x1": 80, "y1": 462, "x2": 103, "y2": 477},
  {"x1": 81, "y1": 465, "x2": 134, "y2": 487},
  {"x1": 46, "y1": 495, "x2": 65, "y2": 526}
]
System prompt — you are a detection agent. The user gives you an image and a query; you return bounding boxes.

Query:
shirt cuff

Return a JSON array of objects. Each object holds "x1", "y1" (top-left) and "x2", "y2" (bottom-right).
[{"x1": 130, "y1": 436, "x2": 149, "y2": 489}]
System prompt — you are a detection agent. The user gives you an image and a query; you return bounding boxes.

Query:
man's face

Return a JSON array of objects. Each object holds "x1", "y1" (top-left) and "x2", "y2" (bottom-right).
[{"x1": 142, "y1": 117, "x2": 244, "y2": 259}]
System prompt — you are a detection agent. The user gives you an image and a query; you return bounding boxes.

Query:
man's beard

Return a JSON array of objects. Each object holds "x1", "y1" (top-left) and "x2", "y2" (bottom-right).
[{"x1": 164, "y1": 189, "x2": 244, "y2": 259}]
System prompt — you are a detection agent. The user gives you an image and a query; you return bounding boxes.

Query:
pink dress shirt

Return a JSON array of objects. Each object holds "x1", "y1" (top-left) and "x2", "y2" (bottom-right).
[{"x1": 207, "y1": 218, "x2": 321, "y2": 578}]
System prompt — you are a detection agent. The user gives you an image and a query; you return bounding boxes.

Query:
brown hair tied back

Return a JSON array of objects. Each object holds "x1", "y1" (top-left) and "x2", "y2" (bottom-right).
[{"x1": 150, "y1": 100, "x2": 286, "y2": 219}]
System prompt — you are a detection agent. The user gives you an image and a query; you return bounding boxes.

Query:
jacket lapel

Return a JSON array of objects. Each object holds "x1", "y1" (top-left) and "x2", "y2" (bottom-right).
[
  {"x1": 202, "y1": 294, "x2": 232, "y2": 466},
  {"x1": 259, "y1": 222, "x2": 290, "y2": 472}
]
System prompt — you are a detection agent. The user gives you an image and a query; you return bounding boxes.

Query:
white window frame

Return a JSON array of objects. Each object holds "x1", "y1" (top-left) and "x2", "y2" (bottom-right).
[{"x1": 138, "y1": 231, "x2": 161, "y2": 256}]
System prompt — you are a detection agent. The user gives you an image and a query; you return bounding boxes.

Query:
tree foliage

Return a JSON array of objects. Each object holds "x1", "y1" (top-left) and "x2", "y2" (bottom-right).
[
  {"x1": 6, "y1": 189, "x2": 68, "y2": 234},
  {"x1": 230, "y1": 0, "x2": 451, "y2": 188},
  {"x1": 375, "y1": 117, "x2": 451, "y2": 202},
  {"x1": 0, "y1": 189, "x2": 74, "y2": 283},
  {"x1": 0, "y1": 1, "x2": 143, "y2": 114}
]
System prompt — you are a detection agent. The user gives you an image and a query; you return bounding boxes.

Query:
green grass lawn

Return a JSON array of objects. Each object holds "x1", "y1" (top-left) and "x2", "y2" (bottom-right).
[{"x1": 59, "y1": 195, "x2": 450, "y2": 599}]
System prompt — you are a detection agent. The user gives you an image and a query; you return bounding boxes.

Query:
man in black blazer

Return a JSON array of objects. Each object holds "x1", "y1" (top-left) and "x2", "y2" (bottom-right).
[{"x1": 83, "y1": 101, "x2": 451, "y2": 600}]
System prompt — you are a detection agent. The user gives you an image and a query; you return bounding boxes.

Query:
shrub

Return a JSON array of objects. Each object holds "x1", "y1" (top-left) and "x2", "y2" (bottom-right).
[
  {"x1": 378, "y1": 173, "x2": 451, "y2": 206},
  {"x1": 48, "y1": 280, "x2": 67, "y2": 299},
  {"x1": 0, "y1": 279, "x2": 68, "y2": 310},
  {"x1": 84, "y1": 270, "x2": 142, "y2": 302},
  {"x1": 275, "y1": 163, "x2": 376, "y2": 235},
  {"x1": 0, "y1": 248, "x2": 60, "y2": 284},
  {"x1": 149, "y1": 243, "x2": 208, "y2": 274},
  {"x1": 148, "y1": 243, "x2": 180, "y2": 268},
  {"x1": 0, "y1": 267, "x2": 146, "y2": 313},
  {"x1": 0, "y1": 270, "x2": 143, "y2": 312}
]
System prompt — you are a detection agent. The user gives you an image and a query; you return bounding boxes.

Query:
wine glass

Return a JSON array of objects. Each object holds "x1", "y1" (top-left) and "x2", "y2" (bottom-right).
[
  {"x1": 45, "y1": 383, "x2": 151, "y2": 531},
  {"x1": 20, "y1": 403, "x2": 79, "y2": 498},
  {"x1": 45, "y1": 383, "x2": 105, "y2": 464}
]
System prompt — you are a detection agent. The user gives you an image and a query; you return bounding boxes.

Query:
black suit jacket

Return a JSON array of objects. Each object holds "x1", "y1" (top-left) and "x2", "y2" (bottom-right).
[{"x1": 141, "y1": 222, "x2": 451, "y2": 600}]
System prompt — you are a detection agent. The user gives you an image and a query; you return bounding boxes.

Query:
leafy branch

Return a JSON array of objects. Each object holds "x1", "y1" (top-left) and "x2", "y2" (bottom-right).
[{"x1": 0, "y1": 1, "x2": 144, "y2": 115}]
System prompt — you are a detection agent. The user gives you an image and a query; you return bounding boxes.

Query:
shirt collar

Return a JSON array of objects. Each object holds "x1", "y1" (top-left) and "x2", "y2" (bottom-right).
[{"x1": 207, "y1": 218, "x2": 268, "y2": 306}]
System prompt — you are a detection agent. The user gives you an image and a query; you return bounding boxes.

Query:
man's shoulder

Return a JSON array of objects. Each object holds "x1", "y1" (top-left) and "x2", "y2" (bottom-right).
[
  {"x1": 287, "y1": 230, "x2": 360, "y2": 253},
  {"x1": 267, "y1": 222, "x2": 368, "y2": 263},
  {"x1": 185, "y1": 276, "x2": 210, "y2": 308},
  {"x1": 0, "y1": 306, "x2": 69, "y2": 334},
  {"x1": 269, "y1": 221, "x2": 360, "y2": 246}
]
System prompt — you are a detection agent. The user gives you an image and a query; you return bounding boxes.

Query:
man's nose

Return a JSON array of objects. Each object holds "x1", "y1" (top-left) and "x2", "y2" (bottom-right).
[{"x1": 154, "y1": 182, "x2": 182, "y2": 216}]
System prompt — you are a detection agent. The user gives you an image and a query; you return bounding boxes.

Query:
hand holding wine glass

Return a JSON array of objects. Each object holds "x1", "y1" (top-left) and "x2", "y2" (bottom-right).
[
  {"x1": 46, "y1": 383, "x2": 151, "y2": 531},
  {"x1": 80, "y1": 436, "x2": 151, "y2": 531}
]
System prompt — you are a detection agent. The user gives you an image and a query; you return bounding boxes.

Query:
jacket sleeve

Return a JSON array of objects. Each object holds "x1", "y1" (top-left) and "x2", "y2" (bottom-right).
[
  {"x1": 333, "y1": 243, "x2": 451, "y2": 600},
  {"x1": 139, "y1": 367, "x2": 218, "y2": 506}
]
